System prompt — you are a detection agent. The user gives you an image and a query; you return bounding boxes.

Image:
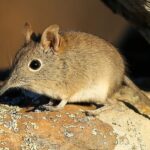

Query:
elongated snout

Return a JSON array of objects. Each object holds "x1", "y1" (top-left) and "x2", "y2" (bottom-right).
[
  {"x1": 0, "y1": 78, "x2": 21, "y2": 96},
  {"x1": 0, "y1": 84, "x2": 10, "y2": 96}
]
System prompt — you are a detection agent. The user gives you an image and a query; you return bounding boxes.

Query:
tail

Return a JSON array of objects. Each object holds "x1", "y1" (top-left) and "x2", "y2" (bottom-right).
[{"x1": 124, "y1": 75, "x2": 150, "y2": 106}]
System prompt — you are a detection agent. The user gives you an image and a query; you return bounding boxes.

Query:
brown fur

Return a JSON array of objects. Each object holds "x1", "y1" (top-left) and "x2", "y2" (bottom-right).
[{"x1": 1, "y1": 24, "x2": 148, "y2": 111}]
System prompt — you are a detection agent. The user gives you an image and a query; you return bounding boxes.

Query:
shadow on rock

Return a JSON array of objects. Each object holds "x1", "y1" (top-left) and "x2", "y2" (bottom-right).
[{"x1": 0, "y1": 87, "x2": 51, "y2": 108}]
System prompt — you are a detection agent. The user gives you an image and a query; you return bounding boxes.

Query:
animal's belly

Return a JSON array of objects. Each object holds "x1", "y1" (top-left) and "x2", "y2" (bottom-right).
[{"x1": 69, "y1": 81, "x2": 109, "y2": 103}]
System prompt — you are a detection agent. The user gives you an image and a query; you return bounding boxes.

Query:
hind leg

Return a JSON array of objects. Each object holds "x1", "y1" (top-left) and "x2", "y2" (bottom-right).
[{"x1": 85, "y1": 98, "x2": 121, "y2": 116}]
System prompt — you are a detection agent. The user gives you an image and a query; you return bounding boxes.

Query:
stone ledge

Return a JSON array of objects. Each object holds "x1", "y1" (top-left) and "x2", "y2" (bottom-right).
[{"x1": 0, "y1": 103, "x2": 149, "y2": 150}]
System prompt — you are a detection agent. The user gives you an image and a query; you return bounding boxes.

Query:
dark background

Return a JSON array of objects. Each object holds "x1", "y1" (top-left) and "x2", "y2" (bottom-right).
[{"x1": 0, "y1": 0, "x2": 150, "y2": 89}]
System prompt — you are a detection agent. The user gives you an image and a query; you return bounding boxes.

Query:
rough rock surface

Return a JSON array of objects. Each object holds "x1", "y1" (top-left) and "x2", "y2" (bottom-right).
[
  {"x1": 101, "y1": 0, "x2": 150, "y2": 44},
  {"x1": 0, "y1": 85, "x2": 150, "y2": 150}
]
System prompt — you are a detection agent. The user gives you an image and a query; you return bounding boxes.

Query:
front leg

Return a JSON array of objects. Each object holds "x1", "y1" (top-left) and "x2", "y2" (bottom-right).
[{"x1": 39, "y1": 99, "x2": 68, "y2": 111}]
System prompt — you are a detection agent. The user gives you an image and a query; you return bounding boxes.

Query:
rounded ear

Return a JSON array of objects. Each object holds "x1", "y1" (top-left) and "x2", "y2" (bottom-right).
[
  {"x1": 40, "y1": 24, "x2": 60, "y2": 51},
  {"x1": 24, "y1": 22, "x2": 33, "y2": 43}
]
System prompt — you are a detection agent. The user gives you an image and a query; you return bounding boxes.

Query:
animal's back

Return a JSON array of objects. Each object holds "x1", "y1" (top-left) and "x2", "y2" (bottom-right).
[{"x1": 59, "y1": 31, "x2": 125, "y2": 102}]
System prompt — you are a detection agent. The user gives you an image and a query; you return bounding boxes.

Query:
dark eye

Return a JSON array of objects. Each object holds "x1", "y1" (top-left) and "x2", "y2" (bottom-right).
[{"x1": 29, "y1": 59, "x2": 42, "y2": 71}]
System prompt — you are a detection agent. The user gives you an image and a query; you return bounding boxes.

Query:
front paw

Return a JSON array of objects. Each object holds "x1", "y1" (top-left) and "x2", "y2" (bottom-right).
[{"x1": 38, "y1": 104, "x2": 62, "y2": 111}]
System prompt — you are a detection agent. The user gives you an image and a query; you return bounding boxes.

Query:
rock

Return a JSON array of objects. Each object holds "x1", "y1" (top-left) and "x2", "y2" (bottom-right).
[
  {"x1": 101, "y1": 0, "x2": 150, "y2": 44},
  {"x1": 97, "y1": 103, "x2": 150, "y2": 150},
  {"x1": 0, "y1": 104, "x2": 116, "y2": 150},
  {"x1": 0, "y1": 102, "x2": 149, "y2": 150}
]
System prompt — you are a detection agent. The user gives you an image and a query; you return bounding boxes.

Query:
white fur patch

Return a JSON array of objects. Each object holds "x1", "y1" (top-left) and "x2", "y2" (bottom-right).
[{"x1": 69, "y1": 80, "x2": 109, "y2": 104}]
